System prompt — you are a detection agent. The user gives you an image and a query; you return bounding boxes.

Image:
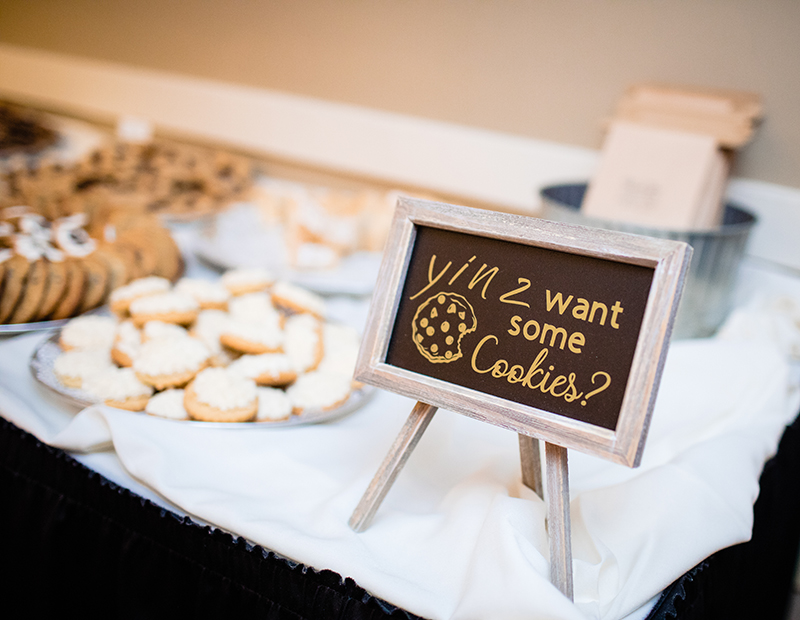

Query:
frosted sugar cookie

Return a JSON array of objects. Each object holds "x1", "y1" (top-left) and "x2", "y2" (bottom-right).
[
  {"x1": 271, "y1": 280, "x2": 325, "y2": 318},
  {"x1": 228, "y1": 291, "x2": 279, "y2": 322},
  {"x1": 285, "y1": 370, "x2": 352, "y2": 414},
  {"x1": 129, "y1": 291, "x2": 199, "y2": 327},
  {"x1": 184, "y1": 367, "x2": 258, "y2": 423},
  {"x1": 255, "y1": 386, "x2": 292, "y2": 422},
  {"x1": 133, "y1": 336, "x2": 210, "y2": 390},
  {"x1": 111, "y1": 319, "x2": 141, "y2": 367},
  {"x1": 190, "y1": 309, "x2": 238, "y2": 366},
  {"x1": 53, "y1": 348, "x2": 114, "y2": 389},
  {"x1": 145, "y1": 388, "x2": 189, "y2": 420},
  {"x1": 316, "y1": 322, "x2": 361, "y2": 379},
  {"x1": 227, "y1": 352, "x2": 297, "y2": 387},
  {"x1": 219, "y1": 314, "x2": 284, "y2": 355},
  {"x1": 175, "y1": 277, "x2": 230, "y2": 310},
  {"x1": 141, "y1": 319, "x2": 190, "y2": 342},
  {"x1": 59, "y1": 314, "x2": 118, "y2": 351},
  {"x1": 283, "y1": 313, "x2": 323, "y2": 372},
  {"x1": 109, "y1": 276, "x2": 171, "y2": 316},
  {"x1": 221, "y1": 267, "x2": 274, "y2": 296},
  {"x1": 82, "y1": 367, "x2": 153, "y2": 411}
]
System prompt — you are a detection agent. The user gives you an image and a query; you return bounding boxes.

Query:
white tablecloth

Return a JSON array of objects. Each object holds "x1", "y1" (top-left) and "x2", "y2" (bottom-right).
[{"x1": 1, "y1": 259, "x2": 798, "y2": 620}]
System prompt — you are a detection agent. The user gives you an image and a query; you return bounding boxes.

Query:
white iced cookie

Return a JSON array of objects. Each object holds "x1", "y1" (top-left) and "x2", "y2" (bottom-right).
[
  {"x1": 111, "y1": 319, "x2": 142, "y2": 367},
  {"x1": 145, "y1": 388, "x2": 189, "y2": 420},
  {"x1": 285, "y1": 370, "x2": 352, "y2": 414},
  {"x1": 53, "y1": 349, "x2": 115, "y2": 389},
  {"x1": 271, "y1": 280, "x2": 325, "y2": 318},
  {"x1": 142, "y1": 320, "x2": 190, "y2": 342},
  {"x1": 227, "y1": 352, "x2": 297, "y2": 386},
  {"x1": 59, "y1": 315, "x2": 118, "y2": 351},
  {"x1": 190, "y1": 309, "x2": 238, "y2": 366},
  {"x1": 82, "y1": 367, "x2": 153, "y2": 411},
  {"x1": 283, "y1": 313, "x2": 323, "y2": 372},
  {"x1": 219, "y1": 314, "x2": 284, "y2": 355},
  {"x1": 109, "y1": 276, "x2": 172, "y2": 316},
  {"x1": 175, "y1": 277, "x2": 230, "y2": 310},
  {"x1": 184, "y1": 367, "x2": 258, "y2": 423},
  {"x1": 129, "y1": 291, "x2": 199, "y2": 327},
  {"x1": 221, "y1": 268, "x2": 274, "y2": 296},
  {"x1": 133, "y1": 336, "x2": 210, "y2": 390},
  {"x1": 316, "y1": 323, "x2": 361, "y2": 380},
  {"x1": 227, "y1": 292, "x2": 279, "y2": 322},
  {"x1": 255, "y1": 387, "x2": 293, "y2": 422}
]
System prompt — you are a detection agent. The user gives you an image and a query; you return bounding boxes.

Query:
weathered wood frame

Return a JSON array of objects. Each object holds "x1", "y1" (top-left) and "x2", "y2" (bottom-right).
[{"x1": 355, "y1": 197, "x2": 692, "y2": 468}]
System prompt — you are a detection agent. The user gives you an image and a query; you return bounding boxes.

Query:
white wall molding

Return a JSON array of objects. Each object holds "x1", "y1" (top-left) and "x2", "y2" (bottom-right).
[
  {"x1": 0, "y1": 43, "x2": 597, "y2": 211},
  {"x1": 0, "y1": 43, "x2": 797, "y2": 269}
]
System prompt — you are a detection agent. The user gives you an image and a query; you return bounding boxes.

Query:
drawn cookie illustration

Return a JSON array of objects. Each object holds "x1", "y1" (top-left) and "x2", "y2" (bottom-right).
[{"x1": 411, "y1": 292, "x2": 476, "y2": 363}]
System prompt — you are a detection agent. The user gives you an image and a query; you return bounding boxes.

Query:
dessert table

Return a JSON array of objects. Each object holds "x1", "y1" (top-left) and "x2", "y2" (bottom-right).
[{"x1": 1, "y1": 232, "x2": 799, "y2": 620}]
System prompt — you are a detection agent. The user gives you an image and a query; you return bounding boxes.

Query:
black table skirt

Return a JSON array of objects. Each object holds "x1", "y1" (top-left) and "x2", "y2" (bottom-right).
[{"x1": 2, "y1": 413, "x2": 799, "y2": 620}]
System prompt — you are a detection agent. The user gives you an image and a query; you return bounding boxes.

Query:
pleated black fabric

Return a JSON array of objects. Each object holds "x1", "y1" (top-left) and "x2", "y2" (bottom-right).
[
  {"x1": 0, "y1": 417, "x2": 424, "y2": 620},
  {"x1": 2, "y1": 409, "x2": 799, "y2": 620},
  {"x1": 647, "y1": 410, "x2": 800, "y2": 620}
]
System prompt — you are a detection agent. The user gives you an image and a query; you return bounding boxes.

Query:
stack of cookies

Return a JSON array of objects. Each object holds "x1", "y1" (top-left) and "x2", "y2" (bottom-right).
[
  {"x1": 51, "y1": 269, "x2": 362, "y2": 423},
  {"x1": 0, "y1": 203, "x2": 182, "y2": 325},
  {"x1": 1, "y1": 137, "x2": 254, "y2": 221}
]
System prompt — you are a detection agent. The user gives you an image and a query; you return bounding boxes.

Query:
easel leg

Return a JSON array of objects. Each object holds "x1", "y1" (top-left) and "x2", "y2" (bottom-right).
[
  {"x1": 545, "y1": 442, "x2": 573, "y2": 601},
  {"x1": 349, "y1": 402, "x2": 438, "y2": 532},
  {"x1": 518, "y1": 434, "x2": 543, "y2": 499}
]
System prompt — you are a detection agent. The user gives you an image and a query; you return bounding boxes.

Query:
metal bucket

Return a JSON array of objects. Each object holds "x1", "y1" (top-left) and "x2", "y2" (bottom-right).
[{"x1": 539, "y1": 183, "x2": 757, "y2": 339}]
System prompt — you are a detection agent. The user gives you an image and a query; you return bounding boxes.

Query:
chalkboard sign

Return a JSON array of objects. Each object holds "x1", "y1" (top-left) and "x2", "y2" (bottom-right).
[{"x1": 355, "y1": 197, "x2": 691, "y2": 467}]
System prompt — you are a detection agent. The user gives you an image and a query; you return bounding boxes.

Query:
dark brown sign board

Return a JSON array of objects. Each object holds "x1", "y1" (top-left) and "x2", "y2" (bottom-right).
[
  {"x1": 349, "y1": 197, "x2": 691, "y2": 597},
  {"x1": 355, "y1": 197, "x2": 691, "y2": 467}
]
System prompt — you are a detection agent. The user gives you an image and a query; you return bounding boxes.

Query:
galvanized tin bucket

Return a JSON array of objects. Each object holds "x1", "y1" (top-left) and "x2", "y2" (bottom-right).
[{"x1": 539, "y1": 183, "x2": 757, "y2": 339}]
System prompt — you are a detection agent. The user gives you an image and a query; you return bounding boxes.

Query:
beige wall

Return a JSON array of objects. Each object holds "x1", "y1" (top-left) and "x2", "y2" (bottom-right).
[{"x1": 1, "y1": 0, "x2": 798, "y2": 190}]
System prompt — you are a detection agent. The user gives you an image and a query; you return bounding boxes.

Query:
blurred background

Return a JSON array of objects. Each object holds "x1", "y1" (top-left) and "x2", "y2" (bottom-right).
[{"x1": 1, "y1": 0, "x2": 798, "y2": 191}]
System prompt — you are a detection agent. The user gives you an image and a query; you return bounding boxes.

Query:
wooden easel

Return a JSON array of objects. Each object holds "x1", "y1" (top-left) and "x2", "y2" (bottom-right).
[{"x1": 349, "y1": 401, "x2": 574, "y2": 600}]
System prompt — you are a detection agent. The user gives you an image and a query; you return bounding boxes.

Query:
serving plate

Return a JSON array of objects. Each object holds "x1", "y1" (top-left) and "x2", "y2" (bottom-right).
[
  {"x1": 30, "y1": 330, "x2": 374, "y2": 428},
  {"x1": 193, "y1": 202, "x2": 382, "y2": 296},
  {"x1": 0, "y1": 317, "x2": 70, "y2": 336}
]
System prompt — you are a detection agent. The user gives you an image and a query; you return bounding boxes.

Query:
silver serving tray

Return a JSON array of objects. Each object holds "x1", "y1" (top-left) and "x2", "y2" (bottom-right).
[{"x1": 30, "y1": 330, "x2": 374, "y2": 428}]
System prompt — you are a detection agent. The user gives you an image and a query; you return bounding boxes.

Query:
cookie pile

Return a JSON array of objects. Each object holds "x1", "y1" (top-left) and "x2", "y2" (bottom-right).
[
  {"x1": 1, "y1": 137, "x2": 254, "y2": 220},
  {"x1": 248, "y1": 177, "x2": 432, "y2": 270},
  {"x1": 0, "y1": 102, "x2": 58, "y2": 157},
  {"x1": 0, "y1": 204, "x2": 182, "y2": 325},
  {"x1": 51, "y1": 269, "x2": 362, "y2": 423}
]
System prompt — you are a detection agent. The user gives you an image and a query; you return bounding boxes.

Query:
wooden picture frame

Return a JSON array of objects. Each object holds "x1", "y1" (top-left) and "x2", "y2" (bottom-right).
[{"x1": 355, "y1": 197, "x2": 691, "y2": 468}]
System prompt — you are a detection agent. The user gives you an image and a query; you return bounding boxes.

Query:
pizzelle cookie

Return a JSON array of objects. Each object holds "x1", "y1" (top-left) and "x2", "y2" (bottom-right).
[
  {"x1": 411, "y1": 291, "x2": 477, "y2": 363},
  {"x1": 184, "y1": 367, "x2": 258, "y2": 423}
]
